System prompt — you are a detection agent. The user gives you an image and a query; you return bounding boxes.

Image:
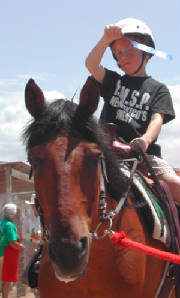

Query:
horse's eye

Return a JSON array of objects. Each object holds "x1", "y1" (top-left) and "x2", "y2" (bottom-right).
[{"x1": 28, "y1": 158, "x2": 38, "y2": 170}]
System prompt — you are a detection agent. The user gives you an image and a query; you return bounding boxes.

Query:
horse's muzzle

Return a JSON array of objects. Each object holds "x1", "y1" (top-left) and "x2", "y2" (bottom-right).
[{"x1": 48, "y1": 234, "x2": 91, "y2": 282}]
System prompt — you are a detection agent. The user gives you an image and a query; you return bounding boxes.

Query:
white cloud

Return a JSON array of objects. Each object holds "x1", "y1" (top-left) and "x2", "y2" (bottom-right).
[
  {"x1": 0, "y1": 84, "x2": 66, "y2": 162},
  {"x1": 158, "y1": 84, "x2": 180, "y2": 167},
  {"x1": 44, "y1": 90, "x2": 65, "y2": 102},
  {"x1": 0, "y1": 92, "x2": 30, "y2": 162},
  {"x1": 17, "y1": 73, "x2": 45, "y2": 81},
  {"x1": 0, "y1": 79, "x2": 17, "y2": 88}
]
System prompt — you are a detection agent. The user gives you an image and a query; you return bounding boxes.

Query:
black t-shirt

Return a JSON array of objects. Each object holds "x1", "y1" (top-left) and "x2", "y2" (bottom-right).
[{"x1": 100, "y1": 69, "x2": 175, "y2": 156}]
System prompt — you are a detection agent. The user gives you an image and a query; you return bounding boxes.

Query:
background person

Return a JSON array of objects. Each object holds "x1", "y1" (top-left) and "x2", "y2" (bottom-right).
[
  {"x1": 0, "y1": 242, "x2": 4, "y2": 281},
  {"x1": 0, "y1": 203, "x2": 25, "y2": 298},
  {"x1": 22, "y1": 194, "x2": 41, "y2": 298},
  {"x1": 22, "y1": 194, "x2": 41, "y2": 267}
]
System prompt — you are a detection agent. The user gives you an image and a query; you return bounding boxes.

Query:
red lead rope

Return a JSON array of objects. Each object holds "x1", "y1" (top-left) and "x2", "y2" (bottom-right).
[{"x1": 110, "y1": 231, "x2": 180, "y2": 264}]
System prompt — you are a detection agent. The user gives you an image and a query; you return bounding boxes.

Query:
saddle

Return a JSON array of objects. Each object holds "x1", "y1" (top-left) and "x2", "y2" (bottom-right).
[{"x1": 110, "y1": 137, "x2": 180, "y2": 298}]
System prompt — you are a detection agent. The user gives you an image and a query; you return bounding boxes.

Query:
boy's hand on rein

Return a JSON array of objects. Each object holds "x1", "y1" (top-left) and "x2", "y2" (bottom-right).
[{"x1": 130, "y1": 137, "x2": 149, "y2": 153}]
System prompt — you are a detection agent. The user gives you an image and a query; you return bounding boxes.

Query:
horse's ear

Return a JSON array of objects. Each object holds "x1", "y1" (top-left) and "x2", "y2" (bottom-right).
[
  {"x1": 25, "y1": 79, "x2": 46, "y2": 117},
  {"x1": 79, "y1": 76, "x2": 100, "y2": 115}
]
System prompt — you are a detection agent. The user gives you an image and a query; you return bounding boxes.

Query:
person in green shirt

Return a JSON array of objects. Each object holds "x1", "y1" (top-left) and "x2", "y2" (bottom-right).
[
  {"x1": 0, "y1": 208, "x2": 19, "y2": 256},
  {"x1": 0, "y1": 205, "x2": 18, "y2": 281},
  {"x1": 0, "y1": 214, "x2": 18, "y2": 281},
  {"x1": 0, "y1": 203, "x2": 25, "y2": 298}
]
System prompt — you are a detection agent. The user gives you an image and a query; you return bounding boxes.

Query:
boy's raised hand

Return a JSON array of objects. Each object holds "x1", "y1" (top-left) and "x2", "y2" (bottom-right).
[{"x1": 103, "y1": 24, "x2": 123, "y2": 45}]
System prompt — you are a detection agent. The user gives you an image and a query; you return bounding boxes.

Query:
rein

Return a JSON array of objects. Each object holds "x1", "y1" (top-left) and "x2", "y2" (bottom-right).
[{"x1": 93, "y1": 153, "x2": 139, "y2": 239}]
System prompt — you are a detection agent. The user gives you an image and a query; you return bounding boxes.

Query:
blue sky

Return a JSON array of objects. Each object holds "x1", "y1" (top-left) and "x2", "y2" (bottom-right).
[{"x1": 0, "y1": 0, "x2": 179, "y2": 166}]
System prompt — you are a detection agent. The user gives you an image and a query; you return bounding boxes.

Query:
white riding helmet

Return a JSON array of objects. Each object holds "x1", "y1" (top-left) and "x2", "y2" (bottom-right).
[
  {"x1": 116, "y1": 18, "x2": 153, "y2": 38},
  {"x1": 112, "y1": 17, "x2": 155, "y2": 49}
]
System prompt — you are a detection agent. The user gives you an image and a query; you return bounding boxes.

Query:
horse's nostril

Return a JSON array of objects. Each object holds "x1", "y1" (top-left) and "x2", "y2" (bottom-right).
[
  {"x1": 48, "y1": 235, "x2": 89, "y2": 268},
  {"x1": 79, "y1": 237, "x2": 88, "y2": 258}
]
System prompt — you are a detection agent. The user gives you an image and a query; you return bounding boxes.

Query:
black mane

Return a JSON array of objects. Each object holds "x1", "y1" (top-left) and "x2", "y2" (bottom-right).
[
  {"x1": 23, "y1": 98, "x2": 128, "y2": 198},
  {"x1": 23, "y1": 99, "x2": 78, "y2": 149}
]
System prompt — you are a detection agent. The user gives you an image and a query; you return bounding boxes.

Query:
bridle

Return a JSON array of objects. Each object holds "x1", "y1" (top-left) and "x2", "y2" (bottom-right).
[
  {"x1": 28, "y1": 152, "x2": 139, "y2": 242},
  {"x1": 28, "y1": 172, "x2": 49, "y2": 242},
  {"x1": 93, "y1": 153, "x2": 139, "y2": 239}
]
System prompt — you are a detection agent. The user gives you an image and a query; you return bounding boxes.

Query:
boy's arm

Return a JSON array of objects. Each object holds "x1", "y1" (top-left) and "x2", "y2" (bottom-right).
[
  {"x1": 130, "y1": 113, "x2": 164, "y2": 152},
  {"x1": 85, "y1": 24, "x2": 123, "y2": 83},
  {"x1": 85, "y1": 37, "x2": 109, "y2": 83}
]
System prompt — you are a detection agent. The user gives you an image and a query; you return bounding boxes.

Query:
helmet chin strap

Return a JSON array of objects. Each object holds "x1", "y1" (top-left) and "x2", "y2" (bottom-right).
[{"x1": 132, "y1": 52, "x2": 147, "y2": 75}]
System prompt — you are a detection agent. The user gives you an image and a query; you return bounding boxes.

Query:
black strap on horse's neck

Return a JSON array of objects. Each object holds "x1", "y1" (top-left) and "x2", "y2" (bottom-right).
[
  {"x1": 29, "y1": 166, "x2": 33, "y2": 180},
  {"x1": 99, "y1": 154, "x2": 109, "y2": 222},
  {"x1": 34, "y1": 196, "x2": 48, "y2": 241},
  {"x1": 99, "y1": 153, "x2": 139, "y2": 223},
  {"x1": 28, "y1": 167, "x2": 48, "y2": 241}
]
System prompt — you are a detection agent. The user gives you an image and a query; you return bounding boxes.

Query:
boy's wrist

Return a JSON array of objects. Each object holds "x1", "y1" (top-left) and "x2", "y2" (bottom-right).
[
  {"x1": 100, "y1": 36, "x2": 111, "y2": 47},
  {"x1": 142, "y1": 134, "x2": 152, "y2": 147}
]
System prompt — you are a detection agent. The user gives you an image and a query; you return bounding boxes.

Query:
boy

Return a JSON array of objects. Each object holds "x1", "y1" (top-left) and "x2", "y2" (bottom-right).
[{"x1": 85, "y1": 17, "x2": 180, "y2": 204}]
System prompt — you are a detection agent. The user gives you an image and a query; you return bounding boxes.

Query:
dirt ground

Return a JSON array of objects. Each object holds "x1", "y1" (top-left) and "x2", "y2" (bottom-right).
[{"x1": 0, "y1": 285, "x2": 36, "y2": 298}]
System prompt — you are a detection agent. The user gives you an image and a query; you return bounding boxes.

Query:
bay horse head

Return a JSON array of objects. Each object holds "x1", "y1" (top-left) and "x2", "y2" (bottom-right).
[{"x1": 23, "y1": 78, "x2": 127, "y2": 283}]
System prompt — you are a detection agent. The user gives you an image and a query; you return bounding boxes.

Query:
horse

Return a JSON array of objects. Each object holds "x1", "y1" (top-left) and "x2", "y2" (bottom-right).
[{"x1": 22, "y1": 78, "x2": 174, "y2": 298}]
